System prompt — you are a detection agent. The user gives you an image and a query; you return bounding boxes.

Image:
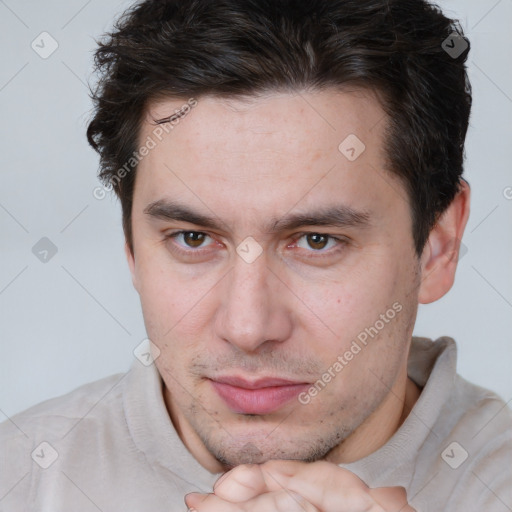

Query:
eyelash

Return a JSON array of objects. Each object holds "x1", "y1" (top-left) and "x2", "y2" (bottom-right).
[{"x1": 164, "y1": 230, "x2": 348, "y2": 259}]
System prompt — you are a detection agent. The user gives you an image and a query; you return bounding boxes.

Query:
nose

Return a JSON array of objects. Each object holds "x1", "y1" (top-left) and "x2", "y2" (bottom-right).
[{"x1": 214, "y1": 252, "x2": 293, "y2": 353}]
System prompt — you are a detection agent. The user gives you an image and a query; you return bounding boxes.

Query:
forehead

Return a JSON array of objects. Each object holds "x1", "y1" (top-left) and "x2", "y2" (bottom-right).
[
  {"x1": 133, "y1": 88, "x2": 407, "y2": 234},
  {"x1": 143, "y1": 88, "x2": 385, "y2": 158}
]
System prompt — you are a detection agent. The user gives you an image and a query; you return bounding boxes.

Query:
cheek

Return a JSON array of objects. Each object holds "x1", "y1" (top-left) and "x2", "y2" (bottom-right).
[
  {"x1": 134, "y1": 255, "x2": 184, "y2": 340},
  {"x1": 296, "y1": 256, "x2": 403, "y2": 340},
  {"x1": 135, "y1": 253, "x2": 219, "y2": 344},
  {"x1": 137, "y1": 265, "x2": 173, "y2": 312}
]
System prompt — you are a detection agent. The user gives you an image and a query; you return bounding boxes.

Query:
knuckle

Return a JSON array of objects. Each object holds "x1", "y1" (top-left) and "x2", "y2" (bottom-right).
[
  {"x1": 232, "y1": 463, "x2": 257, "y2": 479},
  {"x1": 220, "y1": 463, "x2": 259, "y2": 488}
]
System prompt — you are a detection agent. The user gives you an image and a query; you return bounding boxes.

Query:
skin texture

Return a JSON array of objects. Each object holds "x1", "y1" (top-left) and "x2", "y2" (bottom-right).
[
  {"x1": 125, "y1": 89, "x2": 470, "y2": 508},
  {"x1": 185, "y1": 459, "x2": 416, "y2": 511}
]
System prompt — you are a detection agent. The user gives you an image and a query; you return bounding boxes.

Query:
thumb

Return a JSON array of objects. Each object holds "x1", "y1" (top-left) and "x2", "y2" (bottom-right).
[{"x1": 369, "y1": 486, "x2": 416, "y2": 511}]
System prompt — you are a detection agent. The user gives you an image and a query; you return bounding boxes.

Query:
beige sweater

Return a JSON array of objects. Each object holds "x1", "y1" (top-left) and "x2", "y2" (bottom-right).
[{"x1": 1, "y1": 336, "x2": 511, "y2": 511}]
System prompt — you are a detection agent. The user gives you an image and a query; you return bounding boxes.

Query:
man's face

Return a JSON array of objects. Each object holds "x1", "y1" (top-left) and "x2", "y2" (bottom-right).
[{"x1": 128, "y1": 89, "x2": 422, "y2": 469}]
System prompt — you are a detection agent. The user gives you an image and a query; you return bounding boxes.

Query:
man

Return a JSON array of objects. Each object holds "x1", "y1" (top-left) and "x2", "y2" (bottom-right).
[{"x1": 1, "y1": 0, "x2": 510, "y2": 510}]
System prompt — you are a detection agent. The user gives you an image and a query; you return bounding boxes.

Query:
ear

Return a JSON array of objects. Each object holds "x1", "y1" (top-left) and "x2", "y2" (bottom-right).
[
  {"x1": 418, "y1": 179, "x2": 471, "y2": 304},
  {"x1": 124, "y1": 241, "x2": 138, "y2": 292}
]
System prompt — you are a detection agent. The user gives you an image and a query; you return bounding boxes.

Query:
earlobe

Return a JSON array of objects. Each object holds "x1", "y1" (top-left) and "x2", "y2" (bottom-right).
[
  {"x1": 124, "y1": 241, "x2": 138, "y2": 291},
  {"x1": 418, "y1": 180, "x2": 471, "y2": 304}
]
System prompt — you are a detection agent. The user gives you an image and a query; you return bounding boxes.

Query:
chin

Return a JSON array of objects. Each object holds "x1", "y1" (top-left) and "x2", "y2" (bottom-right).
[{"x1": 199, "y1": 427, "x2": 346, "y2": 468}]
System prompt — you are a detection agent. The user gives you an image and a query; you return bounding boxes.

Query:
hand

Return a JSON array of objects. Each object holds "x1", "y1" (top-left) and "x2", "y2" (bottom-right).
[{"x1": 185, "y1": 459, "x2": 416, "y2": 511}]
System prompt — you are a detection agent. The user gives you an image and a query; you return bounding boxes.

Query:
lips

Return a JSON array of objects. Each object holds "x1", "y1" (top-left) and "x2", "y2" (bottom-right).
[{"x1": 209, "y1": 376, "x2": 310, "y2": 415}]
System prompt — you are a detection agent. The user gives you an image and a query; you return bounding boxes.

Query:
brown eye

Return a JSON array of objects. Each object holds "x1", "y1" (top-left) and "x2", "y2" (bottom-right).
[
  {"x1": 182, "y1": 231, "x2": 206, "y2": 247},
  {"x1": 304, "y1": 233, "x2": 331, "y2": 251},
  {"x1": 306, "y1": 233, "x2": 328, "y2": 250},
  {"x1": 165, "y1": 230, "x2": 218, "y2": 260},
  {"x1": 290, "y1": 232, "x2": 349, "y2": 265}
]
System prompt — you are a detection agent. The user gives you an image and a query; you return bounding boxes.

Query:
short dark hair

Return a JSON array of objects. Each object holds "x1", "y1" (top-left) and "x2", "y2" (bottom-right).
[{"x1": 86, "y1": 0, "x2": 471, "y2": 256}]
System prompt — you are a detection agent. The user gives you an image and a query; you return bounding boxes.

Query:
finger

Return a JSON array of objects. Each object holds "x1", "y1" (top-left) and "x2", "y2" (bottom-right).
[
  {"x1": 210, "y1": 459, "x2": 302, "y2": 502},
  {"x1": 370, "y1": 486, "x2": 416, "y2": 512},
  {"x1": 259, "y1": 460, "x2": 386, "y2": 512},
  {"x1": 188, "y1": 489, "x2": 320, "y2": 512},
  {"x1": 185, "y1": 492, "x2": 240, "y2": 511},
  {"x1": 213, "y1": 464, "x2": 267, "y2": 502},
  {"x1": 243, "y1": 489, "x2": 319, "y2": 512},
  {"x1": 210, "y1": 460, "x2": 411, "y2": 512},
  {"x1": 185, "y1": 492, "x2": 211, "y2": 511}
]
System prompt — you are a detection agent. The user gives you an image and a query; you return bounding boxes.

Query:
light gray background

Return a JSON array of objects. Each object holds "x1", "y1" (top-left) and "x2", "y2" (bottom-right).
[{"x1": 1, "y1": 0, "x2": 511, "y2": 420}]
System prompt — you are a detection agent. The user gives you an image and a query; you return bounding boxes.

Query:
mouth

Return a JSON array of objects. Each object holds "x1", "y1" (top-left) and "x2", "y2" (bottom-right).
[{"x1": 208, "y1": 376, "x2": 310, "y2": 415}]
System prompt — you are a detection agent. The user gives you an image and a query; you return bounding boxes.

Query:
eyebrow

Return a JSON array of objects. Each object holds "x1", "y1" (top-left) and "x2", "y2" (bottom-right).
[{"x1": 143, "y1": 199, "x2": 372, "y2": 233}]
